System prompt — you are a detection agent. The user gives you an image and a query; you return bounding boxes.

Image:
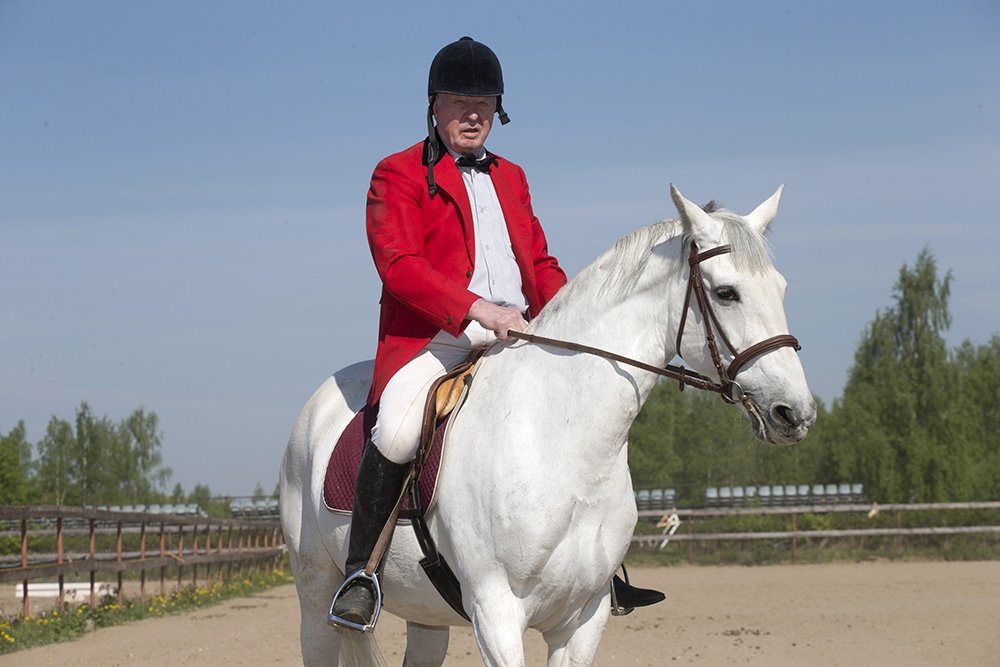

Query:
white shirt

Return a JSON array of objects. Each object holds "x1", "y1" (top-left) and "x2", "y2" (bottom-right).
[{"x1": 450, "y1": 150, "x2": 529, "y2": 314}]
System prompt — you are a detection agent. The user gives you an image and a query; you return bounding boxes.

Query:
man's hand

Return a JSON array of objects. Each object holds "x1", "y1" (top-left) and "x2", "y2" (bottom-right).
[{"x1": 466, "y1": 298, "x2": 527, "y2": 340}]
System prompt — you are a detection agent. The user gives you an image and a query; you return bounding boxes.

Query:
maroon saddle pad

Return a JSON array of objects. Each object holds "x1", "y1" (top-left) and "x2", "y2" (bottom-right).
[{"x1": 323, "y1": 404, "x2": 449, "y2": 516}]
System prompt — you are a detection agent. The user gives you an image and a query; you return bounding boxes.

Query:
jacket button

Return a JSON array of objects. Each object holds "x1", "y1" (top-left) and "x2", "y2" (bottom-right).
[
  {"x1": 465, "y1": 270, "x2": 473, "y2": 278},
  {"x1": 447, "y1": 316, "x2": 454, "y2": 325}
]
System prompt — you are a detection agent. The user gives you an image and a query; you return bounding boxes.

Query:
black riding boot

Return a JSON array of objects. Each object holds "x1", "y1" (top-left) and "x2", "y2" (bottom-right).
[
  {"x1": 327, "y1": 440, "x2": 409, "y2": 630},
  {"x1": 610, "y1": 565, "x2": 666, "y2": 615}
]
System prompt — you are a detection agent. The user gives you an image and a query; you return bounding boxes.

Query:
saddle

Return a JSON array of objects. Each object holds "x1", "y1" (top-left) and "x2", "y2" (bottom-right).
[
  {"x1": 323, "y1": 349, "x2": 487, "y2": 621},
  {"x1": 322, "y1": 355, "x2": 481, "y2": 515}
]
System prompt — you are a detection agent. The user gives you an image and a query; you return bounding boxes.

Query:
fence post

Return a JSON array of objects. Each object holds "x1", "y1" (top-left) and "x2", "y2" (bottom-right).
[
  {"x1": 57, "y1": 516, "x2": 65, "y2": 612},
  {"x1": 215, "y1": 523, "x2": 223, "y2": 584},
  {"x1": 177, "y1": 524, "x2": 185, "y2": 591},
  {"x1": 159, "y1": 522, "x2": 166, "y2": 597},
  {"x1": 21, "y1": 517, "x2": 29, "y2": 618},
  {"x1": 205, "y1": 522, "x2": 213, "y2": 587},
  {"x1": 116, "y1": 519, "x2": 124, "y2": 604},
  {"x1": 226, "y1": 525, "x2": 234, "y2": 581},
  {"x1": 272, "y1": 527, "x2": 281, "y2": 572},
  {"x1": 139, "y1": 519, "x2": 147, "y2": 603},
  {"x1": 192, "y1": 522, "x2": 200, "y2": 589},
  {"x1": 89, "y1": 517, "x2": 97, "y2": 606},
  {"x1": 238, "y1": 526, "x2": 245, "y2": 578},
  {"x1": 254, "y1": 528, "x2": 262, "y2": 574}
]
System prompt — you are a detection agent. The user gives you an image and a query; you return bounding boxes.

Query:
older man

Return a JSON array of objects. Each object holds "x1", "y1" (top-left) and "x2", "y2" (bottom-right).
[{"x1": 329, "y1": 36, "x2": 662, "y2": 630}]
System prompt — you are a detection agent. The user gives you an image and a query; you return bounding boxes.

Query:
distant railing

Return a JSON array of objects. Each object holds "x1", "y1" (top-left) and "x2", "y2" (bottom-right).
[
  {"x1": 228, "y1": 497, "x2": 280, "y2": 520},
  {"x1": 0, "y1": 505, "x2": 285, "y2": 617},
  {"x1": 633, "y1": 482, "x2": 867, "y2": 511},
  {"x1": 632, "y1": 501, "x2": 1000, "y2": 561}
]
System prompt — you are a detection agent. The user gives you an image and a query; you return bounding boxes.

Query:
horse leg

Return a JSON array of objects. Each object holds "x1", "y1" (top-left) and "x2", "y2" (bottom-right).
[
  {"x1": 542, "y1": 591, "x2": 611, "y2": 667},
  {"x1": 403, "y1": 622, "x2": 449, "y2": 666},
  {"x1": 289, "y1": 547, "x2": 344, "y2": 666},
  {"x1": 469, "y1": 589, "x2": 528, "y2": 667}
]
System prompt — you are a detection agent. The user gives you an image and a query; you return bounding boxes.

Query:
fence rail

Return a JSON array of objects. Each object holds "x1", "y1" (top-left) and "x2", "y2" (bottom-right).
[
  {"x1": 0, "y1": 505, "x2": 285, "y2": 617},
  {"x1": 633, "y1": 501, "x2": 1000, "y2": 560}
]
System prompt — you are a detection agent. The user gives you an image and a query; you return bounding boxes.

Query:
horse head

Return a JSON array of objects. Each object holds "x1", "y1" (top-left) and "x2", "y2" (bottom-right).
[{"x1": 669, "y1": 184, "x2": 816, "y2": 445}]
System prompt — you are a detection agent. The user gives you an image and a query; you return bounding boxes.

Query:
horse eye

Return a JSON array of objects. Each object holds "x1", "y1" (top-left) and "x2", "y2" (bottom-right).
[{"x1": 715, "y1": 286, "x2": 740, "y2": 302}]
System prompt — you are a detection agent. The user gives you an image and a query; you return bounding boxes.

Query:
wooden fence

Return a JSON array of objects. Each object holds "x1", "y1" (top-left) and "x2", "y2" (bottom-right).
[
  {"x1": 0, "y1": 505, "x2": 285, "y2": 617},
  {"x1": 633, "y1": 501, "x2": 1000, "y2": 561}
]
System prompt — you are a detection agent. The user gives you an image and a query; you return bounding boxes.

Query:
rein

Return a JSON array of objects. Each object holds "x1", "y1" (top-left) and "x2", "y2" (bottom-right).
[
  {"x1": 507, "y1": 241, "x2": 801, "y2": 404},
  {"x1": 507, "y1": 330, "x2": 724, "y2": 393}
]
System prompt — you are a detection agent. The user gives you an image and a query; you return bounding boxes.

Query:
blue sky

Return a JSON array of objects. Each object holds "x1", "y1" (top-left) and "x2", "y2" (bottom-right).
[{"x1": 2, "y1": 1, "x2": 998, "y2": 496}]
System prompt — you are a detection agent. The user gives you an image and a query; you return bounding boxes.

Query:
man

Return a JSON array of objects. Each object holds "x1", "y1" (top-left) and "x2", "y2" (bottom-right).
[{"x1": 329, "y1": 36, "x2": 663, "y2": 630}]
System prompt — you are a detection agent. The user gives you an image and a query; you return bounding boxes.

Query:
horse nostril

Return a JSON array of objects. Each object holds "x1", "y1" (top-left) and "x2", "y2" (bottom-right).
[{"x1": 773, "y1": 404, "x2": 797, "y2": 427}]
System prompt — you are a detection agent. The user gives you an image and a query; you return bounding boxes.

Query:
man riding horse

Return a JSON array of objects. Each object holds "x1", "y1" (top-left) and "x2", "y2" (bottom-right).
[{"x1": 328, "y1": 36, "x2": 665, "y2": 630}]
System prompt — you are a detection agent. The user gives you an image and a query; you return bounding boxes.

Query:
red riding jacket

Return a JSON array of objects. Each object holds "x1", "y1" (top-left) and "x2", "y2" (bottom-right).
[{"x1": 365, "y1": 139, "x2": 567, "y2": 405}]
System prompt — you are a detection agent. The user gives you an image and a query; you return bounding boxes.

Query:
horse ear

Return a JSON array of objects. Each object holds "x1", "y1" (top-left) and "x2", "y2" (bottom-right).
[
  {"x1": 670, "y1": 184, "x2": 723, "y2": 244},
  {"x1": 744, "y1": 185, "x2": 784, "y2": 234}
]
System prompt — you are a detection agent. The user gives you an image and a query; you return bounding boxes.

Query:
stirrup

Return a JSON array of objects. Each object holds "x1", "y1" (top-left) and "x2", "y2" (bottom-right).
[
  {"x1": 610, "y1": 573, "x2": 634, "y2": 616},
  {"x1": 610, "y1": 565, "x2": 666, "y2": 616},
  {"x1": 326, "y1": 569, "x2": 383, "y2": 632}
]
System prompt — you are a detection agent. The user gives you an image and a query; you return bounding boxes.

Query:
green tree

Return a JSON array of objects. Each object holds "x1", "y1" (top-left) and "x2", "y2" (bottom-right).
[
  {"x1": 73, "y1": 403, "x2": 117, "y2": 505},
  {"x1": 119, "y1": 409, "x2": 172, "y2": 503},
  {"x1": 189, "y1": 483, "x2": 213, "y2": 511},
  {"x1": 627, "y1": 381, "x2": 682, "y2": 489},
  {"x1": 954, "y1": 336, "x2": 1000, "y2": 498},
  {"x1": 825, "y1": 249, "x2": 965, "y2": 502},
  {"x1": 35, "y1": 416, "x2": 76, "y2": 505},
  {"x1": 0, "y1": 421, "x2": 31, "y2": 504},
  {"x1": 170, "y1": 482, "x2": 186, "y2": 503},
  {"x1": 33, "y1": 403, "x2": 173, "y2": 506}
]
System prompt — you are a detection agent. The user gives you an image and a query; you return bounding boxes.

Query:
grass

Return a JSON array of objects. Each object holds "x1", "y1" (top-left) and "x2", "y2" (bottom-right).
[{"x1": 0, "y1": 569, "x2": 293, "y2": 655}]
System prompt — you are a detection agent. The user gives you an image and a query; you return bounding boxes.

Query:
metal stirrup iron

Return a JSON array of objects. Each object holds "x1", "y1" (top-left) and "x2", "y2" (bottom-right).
[{"x1": 326, "y1": 569, "x2": 385, "y2": 633}]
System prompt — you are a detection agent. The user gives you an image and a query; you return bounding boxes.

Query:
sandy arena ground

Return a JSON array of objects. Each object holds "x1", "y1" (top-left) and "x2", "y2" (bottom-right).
[{"x1": 4, "y1": 561, "x2": 999, "y2": 666}]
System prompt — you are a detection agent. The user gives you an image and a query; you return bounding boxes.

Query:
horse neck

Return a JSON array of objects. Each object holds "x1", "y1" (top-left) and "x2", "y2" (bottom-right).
[{"x1": 525, "y1": 232, "x2": 689, "y2": 456}]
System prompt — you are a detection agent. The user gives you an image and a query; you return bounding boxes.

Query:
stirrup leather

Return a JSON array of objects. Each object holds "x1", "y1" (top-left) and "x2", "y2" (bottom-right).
[{"x1": 327, "y1": 569, "x2": 383, "y2": 632}]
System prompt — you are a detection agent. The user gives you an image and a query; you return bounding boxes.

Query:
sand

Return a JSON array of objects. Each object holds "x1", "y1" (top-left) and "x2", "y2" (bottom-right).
[{"x1": 4, "y1": 561, "x2": 999, "y2": 666}]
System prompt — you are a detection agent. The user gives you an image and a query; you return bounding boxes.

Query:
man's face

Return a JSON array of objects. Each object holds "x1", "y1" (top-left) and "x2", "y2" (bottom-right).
[{"x1": 433, "y1": 93, "x2": 496, "y2": 155}]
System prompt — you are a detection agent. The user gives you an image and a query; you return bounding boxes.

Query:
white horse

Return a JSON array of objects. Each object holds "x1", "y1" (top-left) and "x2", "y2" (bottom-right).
[{"x1": 280, "y1": 185, "x2": 816, "y2": 666}]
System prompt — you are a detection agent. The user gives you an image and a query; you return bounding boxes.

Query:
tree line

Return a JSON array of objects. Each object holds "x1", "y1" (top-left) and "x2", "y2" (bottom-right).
[
  {"x1": 628, "y1": 248, "x2": 1000, "y2": 504},
  {"x1": 3, "y1": 249, "x2": 997, "y2": 508},
  {"x1": 0, "y1": 403, "x2": 276, "y2": 512},
  {"x1": 0, "y1": 403, "x2": 172, "y2": 506}
]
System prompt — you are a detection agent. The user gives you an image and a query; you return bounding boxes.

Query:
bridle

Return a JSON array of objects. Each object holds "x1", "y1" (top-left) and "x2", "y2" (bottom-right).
[
  {"x1": 507, "y1": 241, "x2": 801, "y2": 408},
  {"x1": 677, "y1": 241, "x2": 801, "y2": 404}
]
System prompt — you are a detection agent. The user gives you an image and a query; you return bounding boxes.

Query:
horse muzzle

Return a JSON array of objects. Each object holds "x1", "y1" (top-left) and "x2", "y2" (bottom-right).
[{"x1": 742, "y1": 393, "x2": 817, "y2": 446}]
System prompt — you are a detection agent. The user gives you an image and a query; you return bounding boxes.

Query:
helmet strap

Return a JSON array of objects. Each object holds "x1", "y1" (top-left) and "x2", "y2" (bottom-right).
[
  {"x1": 497, "y1": 97, "x2": 510, "y2": 125},
  {"x1": 425, "y1": 101, "x2": 439, "y2": 196}
]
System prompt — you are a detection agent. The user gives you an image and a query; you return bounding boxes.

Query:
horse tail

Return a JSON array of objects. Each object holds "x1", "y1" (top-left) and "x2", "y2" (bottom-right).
[{"x1": 338, "y1": 630, "x2": 388, "y2": 667}]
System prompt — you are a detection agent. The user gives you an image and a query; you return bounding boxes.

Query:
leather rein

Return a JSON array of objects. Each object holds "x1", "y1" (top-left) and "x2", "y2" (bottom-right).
[{"x1": 508, "y1": 241, "x2": 801, "y2": 405}]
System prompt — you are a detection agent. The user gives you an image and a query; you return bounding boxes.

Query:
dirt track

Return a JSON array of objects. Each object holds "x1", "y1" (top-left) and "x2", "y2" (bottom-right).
[{"x1": 4, "y1": 561, "x2": 999, "y2": 666}]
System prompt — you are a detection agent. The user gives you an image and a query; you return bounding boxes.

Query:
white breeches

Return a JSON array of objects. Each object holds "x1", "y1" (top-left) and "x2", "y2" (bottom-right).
[{"x1": 372, "y1": 321, "x2": 497, "y2": 464}]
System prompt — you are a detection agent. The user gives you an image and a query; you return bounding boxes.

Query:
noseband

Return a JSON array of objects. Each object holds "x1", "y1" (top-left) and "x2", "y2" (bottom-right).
[{"x1": 676, "y1": 241, "x2": 801, "y2": 403}]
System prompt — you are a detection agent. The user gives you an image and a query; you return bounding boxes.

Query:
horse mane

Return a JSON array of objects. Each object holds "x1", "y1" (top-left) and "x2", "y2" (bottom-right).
[{"x1": 565, "y1": 201, "x2": 774, "y2": 304}]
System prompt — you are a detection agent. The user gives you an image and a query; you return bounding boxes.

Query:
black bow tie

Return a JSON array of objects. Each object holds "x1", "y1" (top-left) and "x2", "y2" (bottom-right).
[{"x1": 456, "y1": 154, "x2": 495, "y2": 173}]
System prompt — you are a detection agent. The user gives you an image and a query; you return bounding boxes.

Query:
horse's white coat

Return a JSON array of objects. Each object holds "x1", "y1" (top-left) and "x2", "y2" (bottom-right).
[{"x1": 280, "y1": 186, "x2": 816, "y2": 666}]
